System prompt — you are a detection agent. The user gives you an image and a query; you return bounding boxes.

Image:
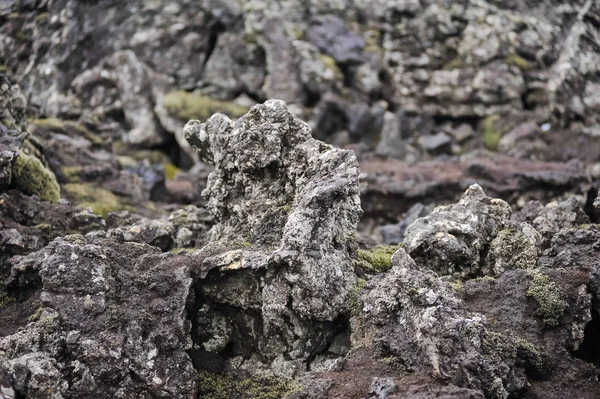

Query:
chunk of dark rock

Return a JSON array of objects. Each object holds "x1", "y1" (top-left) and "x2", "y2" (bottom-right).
[
  {"x1": 307, "y1": 15, "x2": 365, "y2": 65},
  {"x1": 0, "y1": 236, "x2": 198, "y2": 397}
]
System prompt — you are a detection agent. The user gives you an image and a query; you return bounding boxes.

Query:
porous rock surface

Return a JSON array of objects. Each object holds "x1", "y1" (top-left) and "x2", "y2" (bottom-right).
[{"x1": 183, "y1": 99, "x2": 361, "y2": 373}]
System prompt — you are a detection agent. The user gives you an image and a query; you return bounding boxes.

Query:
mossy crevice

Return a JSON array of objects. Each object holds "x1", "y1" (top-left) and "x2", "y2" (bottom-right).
[
  {"x1": 63, "y1": 183, "x2": 125, "y2": 217},
  {"x1": 356, "y1": 244, "x2": 403, "y2": 273},
  {"x1": 163, "y1": 91, "x2": 248, "y2": 121},
  {"x1": 12, "y1": 151, "x2": 61, "y2": 202},
  {"x1": 526, "y1": 270, "x2": 568, "y2": 327},
  {"x1": 348, "y1": 278, "x2": 367, "y2": 316},
  {"x1": 198, "y1": 371, "x2": 301, "y2": 399}
]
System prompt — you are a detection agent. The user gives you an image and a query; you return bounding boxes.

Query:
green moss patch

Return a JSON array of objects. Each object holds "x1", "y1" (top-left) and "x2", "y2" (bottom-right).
[
  {"x1": 526, "y1": 271, "x2": 568, "y2": 327},
  {"x1": 319, "y1": 54, "x2": 343, "y2": 80},
  {"x1": 482, "y1": 114, "x2": 502, "y2": 151},
  {"x1": 198, "y1": 372, "x2": 300, "y2": 399},
  {"x1": 63, "y1": 183, "x2": 124, "y2": 217},
  {"x1": 443, "y1": 58, "x2": 465, "y2": 70},
  {"x1": 356, "y1": 245, "x2": 402, "y2": 272},
  {"x1": 61, "y1": 166, "x2": 83, "y2": 183},
  {"x1": 163, "y1": 91, "x2": 248, "y2": 121},
  {"x1": 30, "y1": 118, "x2": 104, "y2": 145},
  {"x1": 348, "y1": 278, "x2": 367, "y2": 316},
  {"x1": 12, "y1": 151, "x2": 61, "y2": 202}
]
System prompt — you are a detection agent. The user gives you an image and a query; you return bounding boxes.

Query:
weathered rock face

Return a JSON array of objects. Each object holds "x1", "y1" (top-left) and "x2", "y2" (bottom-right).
[
  {"x1": 404, "y1": 184, "x2": 512, "y2": 277},
  {"x1": 183, "y1": 99, "x2": 361, "y2": 372},
  {"x1": 1, "y1": 236, "x2": 198, "y2": 398}
]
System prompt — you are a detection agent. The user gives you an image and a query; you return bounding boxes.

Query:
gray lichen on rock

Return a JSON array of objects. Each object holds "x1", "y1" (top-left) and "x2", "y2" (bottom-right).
[{"x1": 184, "y1": 99, "x2": 362, "y2": 372}]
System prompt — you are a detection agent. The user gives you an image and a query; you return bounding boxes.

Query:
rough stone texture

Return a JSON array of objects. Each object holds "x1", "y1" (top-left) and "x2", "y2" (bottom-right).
[
  {"x1": 360, "y1": 248, "x2": 531, "y2": 398},
  {"x1": 404, "y1": 184, "x2": 512, "y2": 277},
  {"x1": 183, "y1": 99, "x2": 361, "y2": 372},
  {"x1": 0, "y1": 236, "x2": 198, "y2": 398}
]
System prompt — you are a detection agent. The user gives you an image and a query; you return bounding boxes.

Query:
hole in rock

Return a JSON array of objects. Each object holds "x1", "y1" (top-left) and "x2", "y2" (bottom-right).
[{"x1": 574, "y1": 304, "x2": 600, "y2": 370}]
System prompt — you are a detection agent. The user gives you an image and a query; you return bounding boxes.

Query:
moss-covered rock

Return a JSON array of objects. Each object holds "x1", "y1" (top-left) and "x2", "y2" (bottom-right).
[
  {"x1": 63, "y1": 183, "x2": 125, "y2": 217},
  {"x1": 12, "y1": 151, "x2": 61, "y2": 202},
  {"x1": 197, "y1": 372, "x2": 300, "y2": 399},
  {"x1": 526, "y1": 270, "x2": 568, "y2": 327},
  {"x1": 163, "y1": 91, "x2": 248, "y2": 121},
  {"x1": 356, "y1": 245, "x2": 402, "y2": 272}
]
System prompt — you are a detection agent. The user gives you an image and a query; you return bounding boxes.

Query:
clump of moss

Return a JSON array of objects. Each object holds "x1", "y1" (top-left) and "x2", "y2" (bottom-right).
[
  {"x1": 163, "y1": 91, "x2": 248, "y2": 121},
  {"x1": 30, "y1": 118, "x2": 104, "y2": 145},
  {"x1": 319, "y1": 54, "x2": 344, "y2": 80},
  {"x1": 516, "y1": 338, "x2": 550, "y2": 379},
  {"x1": 356, "y1": 245, "x2": 402, "y2": 272},
  {"x1": 12, "y1": 151, "x2": 61, "y2": 202},
  {"x1": 163, "y1": 163, "x2": 181, "y2": 180},
  {"x1": 526, "y1": 270, "x2": 568, "y2": 327},
  {"x1": 0, "y1": 65, "x2": 9, "y2": 73},
  {"x1": 505, "y1": 55, "x2": 532, "y2": 70},
  {"x1": 348, "y1": 278, "x2": 367, "y2": 316},
  {"x1": 198, "y1": 372, "x2": 300, "y2": 399},
  {"x1": 482, "y1": 114, "x2": 502, "y2": 151},
  {"x1": 61, "y1": 166, "x2": 83, "y2": 183},
  {"x1": 63, "y1": 183, "x2": 124, "y2": 217}
]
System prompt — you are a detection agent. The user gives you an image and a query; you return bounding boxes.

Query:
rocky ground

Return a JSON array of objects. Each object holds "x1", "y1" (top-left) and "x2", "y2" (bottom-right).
[{"x1": 1, "y1": 0, "x2": 600, "y2": 398}]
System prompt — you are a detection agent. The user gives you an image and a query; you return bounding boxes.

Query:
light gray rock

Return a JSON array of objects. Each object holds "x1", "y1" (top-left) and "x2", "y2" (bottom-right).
[{"x1": 184, "y1": 100, "x2": 361, "y2": 369}]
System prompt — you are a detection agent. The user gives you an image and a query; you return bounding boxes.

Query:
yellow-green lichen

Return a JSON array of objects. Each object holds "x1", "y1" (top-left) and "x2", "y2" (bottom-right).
[
  {"x1": 450, "y1": 280, "x2": 464, "y2": 291},
  {"x1": 232, "y1": 238, "x2": 253, "y2": 249},
  {"x1": 356, "y1": 245, "x2": 402, "y2": 272},
  {"x1": 170, "y1": 247, "x2": 196, "y2": 254},
  {"x1": 526, "y1": 270, "x2": 568, "y2": 327},
  {"x1": 198, "y1": 372, "x2": 301, "y2": 399},
  {"x1": 163, "y1": 91, "x2": 248, "y2": 121},
  {"x1": 163, "y1": 163, "x2": 181, "y2": 180},
  {"x1": 12, "y1": 151, "x2": 61, "y2": 202},
  {"x1": 505, "y1": 55, "x2": 531, "y2": 70},
  {"x1": 0, "y1": 65, "x2": 8, "y2": 73},
  {"x1": 28, "y1": 307, "x2": 43, "y2": 322},
  {"x1": 319, "y1": 54, "x2": 344, "y2": 80},
  {"x1": 348, "y1": 278, "x2": 367, "y2": 316},
  {"x1": 63, "y1": 183, "x2": 124, "y2": 217},
  {"x1": 443, "y1": 58, "x2": 465, "y2": 70},
  {"x1": 319, "y1": 141, "x2": 334, "y2": 153},
  {"x1": 482, "y1": 114, "x2": 502, "y2": 151},
  {"x1": 35, "y1": 12, "x2": 49, "y2": 22},
  {"x1": 516, "y1": 338, "x2": 548, "y2": 377}
]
